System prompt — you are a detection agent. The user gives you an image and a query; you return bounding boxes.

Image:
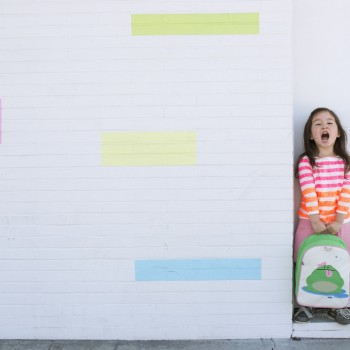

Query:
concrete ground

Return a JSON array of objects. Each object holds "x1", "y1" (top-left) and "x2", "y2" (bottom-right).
[{"x1": 0, "y1": 339, "x2": 349, "y2": 350}]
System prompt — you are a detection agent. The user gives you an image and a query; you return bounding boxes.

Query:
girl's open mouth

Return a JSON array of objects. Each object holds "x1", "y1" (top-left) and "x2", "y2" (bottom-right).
[{"x1": 321, "y1": 132, "x2": 329, "y2": 141}]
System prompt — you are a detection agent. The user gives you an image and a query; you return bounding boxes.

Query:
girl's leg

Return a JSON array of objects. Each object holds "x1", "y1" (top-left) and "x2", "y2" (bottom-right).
[
  {"x1": 293, "y1": 219, "x2": 315, "y2": 322},
  {"x1": 338, "y1": 222, "x2": 350, "y2": 252},
  {"x1": 293, "y1": 219, "x2": 314, "y2": 262},
  {"x1": 337, "y1": 222, "x2": 350, "y2": 309}
]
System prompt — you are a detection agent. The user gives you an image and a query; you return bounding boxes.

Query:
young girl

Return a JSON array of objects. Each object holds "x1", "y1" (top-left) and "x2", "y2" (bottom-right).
[{"x1": 293, "y1": 107, "x2": 350, "y2": 325}]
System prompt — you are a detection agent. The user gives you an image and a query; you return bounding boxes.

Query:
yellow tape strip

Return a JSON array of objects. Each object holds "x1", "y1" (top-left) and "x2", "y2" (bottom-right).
[
  {"x1": 101, "y1": 131, "x2": 197, "y2": 166},
  {"x1": 132, "y1": 13, "x2": 259, "y2": 36}
]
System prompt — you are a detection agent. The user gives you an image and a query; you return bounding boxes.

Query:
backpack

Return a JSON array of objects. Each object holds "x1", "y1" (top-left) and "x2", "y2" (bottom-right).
[{"x1": 295, "y1": 233, "x2": 350, "y2": 308}]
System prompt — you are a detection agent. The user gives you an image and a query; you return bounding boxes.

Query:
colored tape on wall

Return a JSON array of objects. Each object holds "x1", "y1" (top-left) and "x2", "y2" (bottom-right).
[
  {"x1": 132, "y1": 13, "x2": 259, "y2": 36},
  {"x1": 135, "y1": 258, "x2": 262, "y2": 281},
  {"x1": 101, "y1": 131, "x2": 196, "y2": 166}
]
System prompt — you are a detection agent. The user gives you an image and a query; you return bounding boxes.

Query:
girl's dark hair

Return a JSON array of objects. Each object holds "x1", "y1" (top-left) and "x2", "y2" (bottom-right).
[{"x1": 295, "y1": 107, "x2": 350, "y2": 178}]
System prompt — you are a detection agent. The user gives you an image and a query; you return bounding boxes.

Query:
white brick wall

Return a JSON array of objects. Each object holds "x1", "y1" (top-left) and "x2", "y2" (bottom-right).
[{"x1": 0, "y1": 0, "x2": 293, "y2": 339}]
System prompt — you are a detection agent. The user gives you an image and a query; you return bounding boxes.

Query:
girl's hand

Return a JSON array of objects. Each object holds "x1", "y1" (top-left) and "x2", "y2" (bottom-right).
[
  {"x1": 326, "y1": 221, "x2": 342, "y2": 235},
  {"x1": 311, "y1": 221, "x2": 328, "y2": 234},
  {"x1": 326, "y1": 213, "x2": 345, "y2": 235},
  {"x1": 309, "y1": 215, "x2": 328, "y2": 233}
]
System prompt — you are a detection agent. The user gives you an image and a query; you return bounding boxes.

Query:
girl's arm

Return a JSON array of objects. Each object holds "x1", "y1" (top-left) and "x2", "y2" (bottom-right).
[
  {"x1": 328, "y1": 170, "x2": 350, "y2": 234},
  {"x1": 336, "y1": 170, "x2": 350, "y2": 216},
  {"x1": 298, "y1": 157, "x2": 327, "y2": 233}
]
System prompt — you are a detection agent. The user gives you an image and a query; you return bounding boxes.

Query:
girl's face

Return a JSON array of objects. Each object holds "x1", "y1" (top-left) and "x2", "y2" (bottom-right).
[{"x1": 310, "y1": 111, "x2": 340, "y2": 155}]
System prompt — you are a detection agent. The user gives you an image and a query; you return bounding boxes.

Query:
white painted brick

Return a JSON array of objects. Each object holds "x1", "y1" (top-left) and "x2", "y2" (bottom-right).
[{"x1": 0, "y1": 0, "x2": 293, "y2": 340}]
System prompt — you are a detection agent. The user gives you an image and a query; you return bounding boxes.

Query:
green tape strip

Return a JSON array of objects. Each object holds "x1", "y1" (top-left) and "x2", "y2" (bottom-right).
[
  {"x1": 101, "y1": 131, "x2": 197, "y2": 166},
  {"x1": 132, "y1": 13, "x2": 259, "y2": 36}
]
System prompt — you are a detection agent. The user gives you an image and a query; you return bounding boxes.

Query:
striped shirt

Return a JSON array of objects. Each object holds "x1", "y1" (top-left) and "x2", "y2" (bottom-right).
[{"x1": 298, "y1": 156, "x2": 350, "y2": 223}]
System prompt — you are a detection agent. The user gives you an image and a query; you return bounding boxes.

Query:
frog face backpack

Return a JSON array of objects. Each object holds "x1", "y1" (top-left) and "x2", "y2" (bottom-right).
[{"x1": 295, "y1": 233, "x2": 350, "y2": 308}]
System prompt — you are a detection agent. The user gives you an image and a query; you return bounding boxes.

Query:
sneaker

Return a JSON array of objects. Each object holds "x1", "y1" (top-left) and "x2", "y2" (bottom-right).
[
  {"x1": 328, "y1": 308, "x2": 350, "y2": 325},
  {"x1": 293, "y1": 307, "x2": 314, "y2": 323}
]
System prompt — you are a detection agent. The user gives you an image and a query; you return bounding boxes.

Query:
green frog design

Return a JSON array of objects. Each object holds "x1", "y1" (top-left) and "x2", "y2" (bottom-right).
[{"x1": 306, "y1": 263, "x2": 344, "y2": 294}]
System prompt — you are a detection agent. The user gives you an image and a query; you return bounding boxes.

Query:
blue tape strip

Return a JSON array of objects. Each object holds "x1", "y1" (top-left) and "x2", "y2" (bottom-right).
[{"x1": 135, "y1": 258, "x2": 262, "y2": 281}]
